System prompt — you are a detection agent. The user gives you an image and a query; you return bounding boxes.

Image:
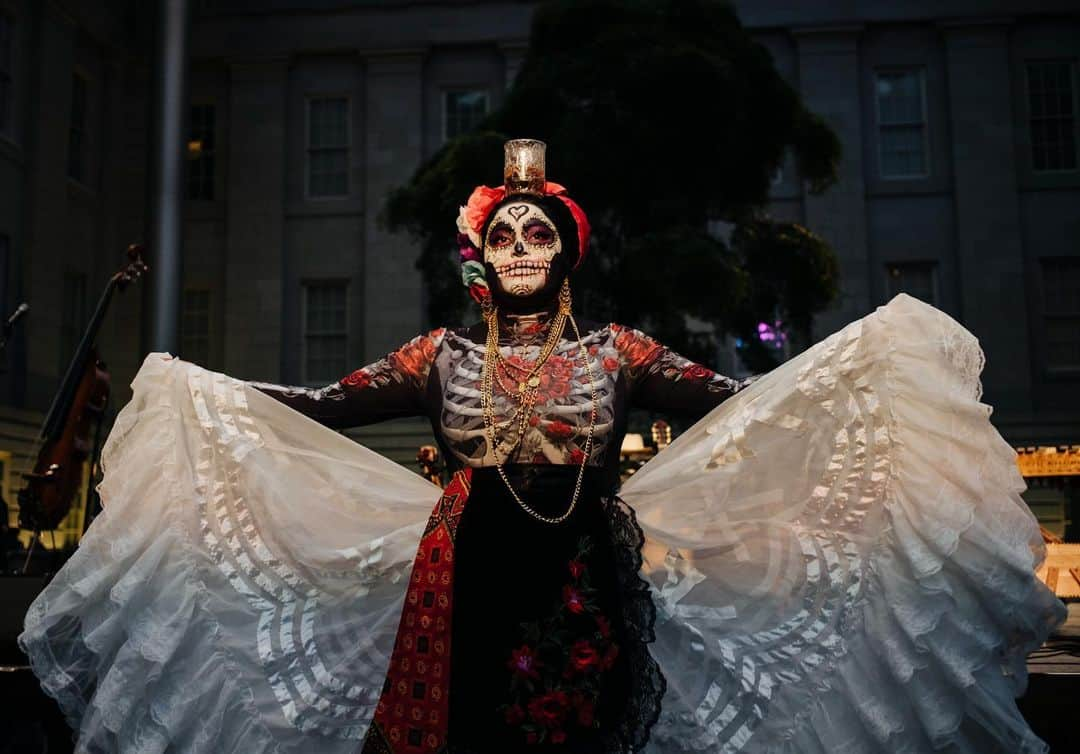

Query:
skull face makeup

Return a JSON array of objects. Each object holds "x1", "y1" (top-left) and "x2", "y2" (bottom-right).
[{"x1": 483, "y1": 201, "x2": 562, "y2": 298}]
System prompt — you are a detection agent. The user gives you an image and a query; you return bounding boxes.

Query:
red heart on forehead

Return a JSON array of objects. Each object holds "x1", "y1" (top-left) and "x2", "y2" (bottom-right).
[{"x1": 507, "y1": 205, "x2": 530, "y2": 221}]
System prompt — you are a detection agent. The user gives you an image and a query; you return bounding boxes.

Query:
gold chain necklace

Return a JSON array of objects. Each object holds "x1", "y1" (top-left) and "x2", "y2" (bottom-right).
[{"x1": 480, "y1": 284, "x2": 599, "y2": 525}]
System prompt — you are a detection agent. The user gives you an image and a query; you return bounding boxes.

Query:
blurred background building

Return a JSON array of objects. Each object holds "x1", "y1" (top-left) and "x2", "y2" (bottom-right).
[{"x1": 0, "y1": 0, "x2": 1077, "y2": 538}]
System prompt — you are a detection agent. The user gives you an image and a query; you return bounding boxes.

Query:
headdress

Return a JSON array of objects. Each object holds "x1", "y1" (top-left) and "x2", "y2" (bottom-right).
[{"x1": 457, "y1": 139, "x2": 591, "y2": 304}]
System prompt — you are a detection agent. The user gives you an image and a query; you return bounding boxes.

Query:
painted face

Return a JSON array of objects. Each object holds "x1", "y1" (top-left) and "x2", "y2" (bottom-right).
[{"x1": 483, "y1": 201, "x2": 562, "y2": 297}]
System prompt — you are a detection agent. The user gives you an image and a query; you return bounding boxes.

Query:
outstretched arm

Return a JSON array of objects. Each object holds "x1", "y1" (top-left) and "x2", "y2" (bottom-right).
[
  {"x1": 250, "y1": 329, "x2": 445, "y2": 429},
  {"x1": 612, "y1": 324, "x2": 755, "y2": 418}
]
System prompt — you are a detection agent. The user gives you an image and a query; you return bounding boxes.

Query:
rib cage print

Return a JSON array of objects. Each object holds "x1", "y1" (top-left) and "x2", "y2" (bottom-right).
[{"x1": 437, "y1": 328, "x2": 620, "y2": 466}]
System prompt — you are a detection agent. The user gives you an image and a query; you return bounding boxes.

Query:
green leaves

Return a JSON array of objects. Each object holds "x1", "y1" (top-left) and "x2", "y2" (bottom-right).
[{"x1": 383, "y1": 0, "x2": 842, "y2": 367}]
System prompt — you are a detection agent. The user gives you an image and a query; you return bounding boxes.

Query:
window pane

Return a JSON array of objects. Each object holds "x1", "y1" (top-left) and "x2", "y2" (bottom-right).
[
  {"x1": 1041, "y1": 258, "x2": 1080, "y2": 369},
  {"x1": 187, "y1": 104, "x2": 216, "y2": 200},
  {"x1": 876, "y1": 70, "x2": 927, "y2": 178},
  {"x1": 1027, "y1": 61, "x2": 1078, "y2": 173},
  {"x1": 304, "y1": 282, "x2": 347, "y2": 382},
  {"x1": 309, "y1": 98, "x2": 347, "y2": 148},
  {"x1": 885, "y1": 262, "x2": 936, "y2": 305},
  {"x1": 444, "y1": 90, "x2": 489, "y2": 141}
]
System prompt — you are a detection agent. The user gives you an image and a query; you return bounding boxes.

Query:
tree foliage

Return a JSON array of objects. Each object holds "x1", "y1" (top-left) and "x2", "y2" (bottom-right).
[{"x1": 384, "y1": 0, "x2": 842, "y2": 369}]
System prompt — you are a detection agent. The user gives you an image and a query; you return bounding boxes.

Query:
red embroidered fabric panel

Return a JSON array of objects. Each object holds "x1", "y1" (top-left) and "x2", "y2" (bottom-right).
[{"x1": 362, "y1": 468, "x2": 471, "y2": 754}]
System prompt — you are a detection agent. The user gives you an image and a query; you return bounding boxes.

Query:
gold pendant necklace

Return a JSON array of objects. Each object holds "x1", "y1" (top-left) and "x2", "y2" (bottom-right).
[{"x1": 480, "y1": 281, "x2": 599, "y2": 525}]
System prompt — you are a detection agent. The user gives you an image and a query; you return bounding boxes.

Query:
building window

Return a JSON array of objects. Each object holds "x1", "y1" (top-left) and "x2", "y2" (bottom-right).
[
  {"x1": 59, "y1": 272, "x2": 87, "y2": 375},
  {"x1": 1041, "y1": 258, "x2": 1080, "y2": 370},
  {"x1": 181, "y1": 289, "x2": 211, "y2": 365},
  {"x1": 0, "y1": 12, "x2": 14, "y2": 138},
  {"x1": 885, "y1": 261, "x2": 937, "y2": 305},
  {"x1": 443, "y1": 90, "x2": 489, "y2": 142},
  {"x1": 1027, "y1": 61, "x2": 1077, "y2": 173},
  {"x1": 187, "y1": 104, "x2": 215, "y2": 200},
  {"x1": 67, "y1": 73, "x2": 88, "y2": 182},
  {"x1": 303, "y1": 282, "x2": 348, "y2": 383},
  {"x1": 875, "y1": 69, "x2": 929, "y2": 179},
  {"x1": 306, "y1": 97, "x2": 349, "y2": 198}
]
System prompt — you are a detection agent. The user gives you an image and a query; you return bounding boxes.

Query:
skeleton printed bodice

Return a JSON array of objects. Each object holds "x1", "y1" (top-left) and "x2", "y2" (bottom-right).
[{"x1": 252, "y1": 316, "x2": 750, "y2": 485}]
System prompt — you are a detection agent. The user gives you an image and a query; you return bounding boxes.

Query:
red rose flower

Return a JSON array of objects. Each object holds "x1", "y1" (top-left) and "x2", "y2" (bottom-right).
[
  {"x1": 562, "y1": 585, "x2": 586, "y2": 614},
  {"x1": 614, "y1": 329, "x2": 664, "y2": 370},
  {"x1": 527, "y1": 690, "x2": 570, "y2": 728},
  {"x1": 602, "y1": 356, "x2": 620, "y2": 373},
  {"x1": 568, "y1": 559, "x2": 586, "y2": 580},
  {"x1": 341, "y1": 368, "x2": 371, "y2": 389},
  {"x1": 390, "y1": 334, "x2": 438, "y2": 384},
  {"x1": 681, "y1": 364, "x2": 715, "y2": 381},
  {"x1": 507, "y1": 644, "x2": 541, "y2": 680},
  {"x1": 595, "y1": 615, "x2": 611, "y2": 639},
  {"x1": 570, "y1": 640, "x2": 601, "y2": 673},
  {"x1": 568, "y1": 447, "x2": 587, "y2": 465},
  {"x1": 504, "y1": 704, "x2": 526, "y2": 725},
  {"x1": 601, "y1": 642, "x2": 620, "y2": 670},
  {"x1": 546, "y1": 420, "x2": 574, "y2": 441}
]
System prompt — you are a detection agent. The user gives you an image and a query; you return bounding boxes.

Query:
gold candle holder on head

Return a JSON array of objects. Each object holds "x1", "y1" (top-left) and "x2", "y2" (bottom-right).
[{"x1": 504, "y1": 139, "x2": 546, "y2": 195}]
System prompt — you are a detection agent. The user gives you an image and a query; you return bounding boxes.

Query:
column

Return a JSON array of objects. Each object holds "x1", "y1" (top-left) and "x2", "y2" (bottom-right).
[
  {"x1": 939, "y1": 19, "x2": 1030, "y2": 411},
  {"x1": 223, "y1": 58, "x2": 287, "y2": 379},
  {"x1": 793, "y1": 25, "x2": 871, "y2": 338},
  {"x1": 362, "y1": 49, "x2": 425, "y2": 359}
]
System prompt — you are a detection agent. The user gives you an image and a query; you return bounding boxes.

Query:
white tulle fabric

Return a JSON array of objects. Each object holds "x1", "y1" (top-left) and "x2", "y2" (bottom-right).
[{"x1": 20, "y1": 294, "x2": 1064, "y2": 753}]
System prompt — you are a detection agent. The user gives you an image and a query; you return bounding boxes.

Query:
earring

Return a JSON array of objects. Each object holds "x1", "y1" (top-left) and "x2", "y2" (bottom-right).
[{"x1": 558, "y1": 278, "x2": 572, "y2": 315}]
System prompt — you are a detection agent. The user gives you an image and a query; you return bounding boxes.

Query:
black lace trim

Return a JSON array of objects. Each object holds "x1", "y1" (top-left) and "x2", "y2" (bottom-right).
[{"x1": 599, "y1": 495, "x2": 666, "y2": 753}]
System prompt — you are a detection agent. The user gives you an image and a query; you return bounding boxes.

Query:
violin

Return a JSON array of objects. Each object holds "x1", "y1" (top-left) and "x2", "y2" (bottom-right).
[{"x1": 17, "y1": 244, "x2": 147, "y2": 533}]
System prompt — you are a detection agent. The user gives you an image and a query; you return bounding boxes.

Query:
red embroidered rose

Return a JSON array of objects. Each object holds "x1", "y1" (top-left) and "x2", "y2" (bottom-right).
[
  {"x1": 527, "y1": 690, "x2": 570, "y2": 728},
  {"x1": 614, "y1": 329, "x2": 664, "y2": 370},
  {"x1": 528, "y1": 414, "x2": 541, "y2": 427},
  {"x1": 504, "y1": 704, "x2": 526, "y2": 725},
  {"x1": 507, "y1": 644, "x2": 541, "y2": 680},
  {"x1": 682, "y1": 364, "x2": 715, "y2": 381},
  {"x1": 595, "y1": 615, "x2": 611, "y2": 639},
  {"x1": 390, "y1": 334, "x2": 439, "y2": 385},
  {"x1": 570, "y1": 640, "x2": 601, "y2": 673},
  {"x1": 602, "y1": 356, "x2": 620, "y2": 373},
  {"x1": 546, "y1": 420, "x2": 574, "y2": 441},
  {"x1": 568, "y1": 559, "x2": 586, "y2": 580},
  {"x1": 562, "y1": 585, "x2": 586, "y2": 614},
  {"x1": 568, "y1": 447, "x2": 587, "y2": 465},
  {"x1": 341, "y1": 368, "x2": 371, "y2": 389},
  {"x1": 601, "y1": 642, "x2": 620, "y2": 670},
  {"x1": 551, "y1": 730, "x2": 567, "y2": 743}
]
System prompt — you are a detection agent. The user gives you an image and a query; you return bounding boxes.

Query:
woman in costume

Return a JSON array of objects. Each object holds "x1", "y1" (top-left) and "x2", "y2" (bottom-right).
[{"x1": 20, "y1": 140, "x2": 1065, "y2": 754}]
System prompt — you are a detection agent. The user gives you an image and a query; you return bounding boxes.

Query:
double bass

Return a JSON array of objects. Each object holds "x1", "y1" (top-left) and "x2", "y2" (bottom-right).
[{"x1": 17, "y1": 244, "x2": 147, "y2": 535}]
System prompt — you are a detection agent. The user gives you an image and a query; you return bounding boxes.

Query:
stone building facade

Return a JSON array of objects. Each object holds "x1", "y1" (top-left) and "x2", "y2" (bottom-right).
[{"x1": 0, "y1": 1, "x2": 1077, "y2": 493}]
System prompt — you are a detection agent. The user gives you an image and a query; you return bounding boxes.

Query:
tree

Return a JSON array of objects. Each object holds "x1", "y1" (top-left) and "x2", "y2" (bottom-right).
[{"x1": 384, "y1": 0, "x2": 841, "y2": 371}]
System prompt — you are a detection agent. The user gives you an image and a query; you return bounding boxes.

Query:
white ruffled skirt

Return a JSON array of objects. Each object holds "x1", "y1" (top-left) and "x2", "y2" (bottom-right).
[{"x1": 20, "y1": 294, "x2": 1065, "y2": 753}]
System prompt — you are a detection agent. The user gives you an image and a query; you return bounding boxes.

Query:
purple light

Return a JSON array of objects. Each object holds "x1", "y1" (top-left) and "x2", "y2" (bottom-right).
[{"x1": 756, "y1": 321, "x2": 787, "y2": 349}]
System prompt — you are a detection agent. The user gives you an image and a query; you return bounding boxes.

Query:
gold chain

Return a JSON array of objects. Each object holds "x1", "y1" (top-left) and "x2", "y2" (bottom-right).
[{"x1": 480, "y1": 283, "x2": 599, "y2": 525}]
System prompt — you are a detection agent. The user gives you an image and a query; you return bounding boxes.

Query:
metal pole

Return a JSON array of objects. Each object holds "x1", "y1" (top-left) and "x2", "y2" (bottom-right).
[{"x1": 145, "y1": 0, "x2": 191, "y2": 354}]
